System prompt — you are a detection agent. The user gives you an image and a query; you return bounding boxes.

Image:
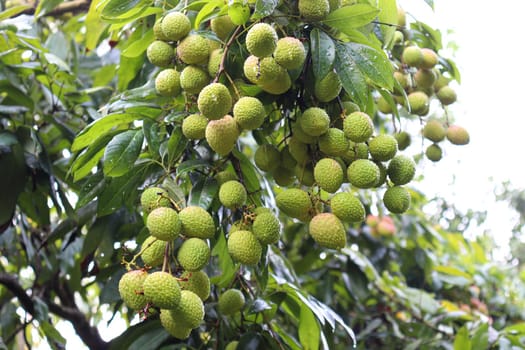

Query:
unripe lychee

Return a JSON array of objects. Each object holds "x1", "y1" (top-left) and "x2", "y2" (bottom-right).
[
  {"x1": 217, "y1": 289, "x2": 245, "y2": 315},
  {"x1": 219, "y1": 180, "x2": 247, "y2": 209},
  {"x1": 272, "y1": 166, "x2": 295, "y2": 187},
  {"x1": 118, "y1": 269, "x2": 148, "y2": 310},
  {"x1": 343, "y1": 112, "x2": 374, "y2": 143},
  {"x1": 314, "y1": 71, "x2": 342, "y2": 102},
  {"x1": 425, "y1": 143, "x2": 442, "y2": 162},
  {"x1": 314, "y1": 158, "x2": 344, "y2": 193},
  {"x1": 246, "y1": 23, "x2": 278, "y2": 58},
  {"x1": 233, "y1": 96, "x2": 266, "y2": 130},
  {"x1": 383, "y1": 186, "x2": 411, "y2": 214},
  {"x1": 155, "y1": 68, "x2": 181, "y2": 97},
  {"x1": 276, "y1": 188, "x2": 313, "y2": 221},
  {"x1": 210, "y1": 15, "x2": 236, "y2": 41},
  {"x1": 140, "y1": 236, "x2": 167, "y2": 267},
  {"x1": 407, "y1": 91, "x2": 429, "y2": 116},
  {"x1": 140, "y1": 186, "x2": 172, "y2": 215},
  {"x1": 274, "y1": 37, "x2": 306, "y2": 70},
  {"x1": 254, "y1": 144, "x2": 280, "y2": 172},
  {"x1": 243, "y1": 56, "x2": 286, "y2": 85},
  {"x1": 446, "y1": 125, "x2": 469, "y2": 145},
  {"x1": 161, "y1": 12, "x2": 191, "y2": 42},
  {"x1": 291, "y1": 121, "x2": 318, "y2": 144},
  {"x1": 420, "y1": 48, "x2": 438, "y2": 69},
  {"x1": 299, "y1": 107, "x2": 330, "y2": 137},
  {"x1": 397, "y1": 7, "x2": 406, "y2": 27},
  {"x1": 227, "y1": 230, "x2": 262, "y2": 265},
  {"x1": 147, "y1": 40, "x2": 175, "y2": 67},
  {"x1": 252, "y1": 212, "x2": 281, "y2": 244},
  {"x1": 208, "y1": 48, "x2": 224, "y2": 77},
  {"x1": 259, "y1": 71, "x2": 292, "y2": 95},
  {"x1": 376, "y1": 95, "x2": 393, "y2": 114},
  {"x1": 295, "y1": 163, "x2": 315, "y2": 187},
  {"x1": 436, "y1": 86, "x2": 457, "y2": 105},
  {"x1": 347, "y1": 159, "x2": 380, "y2": 189},
  {"x1": 309, "y1": 213, "x2": 346, "y2": 249},
  {"x1": 143, "y1": 271, "x2": 181, "y2": 309},
  {"x1": 178, "y1": 206, "x2": 215, "y2": 239},
  {"x1": 414, "y1": 69, "x2": 436, "y2": 89},
  {"x1": 402, "y1": 46, "x2": 423, "y2": 67},
  {"x1": 394, "y1": 71, "x2": 409, "y2": 90},
  {"x1": 160, "y1": 309, "x2": 192, "y2": 339},
  {"x1": 171, "y1": 290, "x2": 205, "y2": 329},
  {"x1": 330, "y1": 192, "x2": 365, "y2": 223},
  {"x1": 215, "y1": 170, "x2": 237, "y2": 186},
  {"x1": 153, "y1": 19, "x2": 169, "y2": 41},
  {"x1": 182, "y1": 113, "x2": 207, "y2": 140},
  {"x1": 318, "y1": 128, "x2": 349, "y2": 157},
  {"x1": 394, "y1": 131, "x2": 411, "y2": 151},
  {"x1": 342, "y1": 101, "x2": 360, "y2": 114},
  {"x1": 178, "y1": 270, "x2": 211, "y2": 301},
  {"x1": 288, "y1": 137, "x2": 310, "y2": 165},
  {"x1": 387, "y1": 155, "x2": 416, "y2": 185},
  {"x1": 299, "y1": 0, "x2": 330, "y2": 21},
  {"x1": 422, "y1": 119, "x2": 446, "y2": 142},
  {"x1": 198, "y1": 83, "x2": 232, "y2": 120},
  {"x1": 342, "y1": 142, "x2": 369, "y2": 163},
  {"x1": 177, "y1": 34, "x2": 210, "y2": 65},
  {"x1": 177, "y1": 238, "x2": 210, "y2": 271},
  {"x1": 369, "y1": 134, "x2": 398, "y2": 161},
  {"x1": 180, "y1": 65, "x2": 210, "y2": 95},
  {"x1": 374, "y1": 160, "x2": 388, "y2": 187},
  {"x1": 146, "y1": 207, "x2": 181, "y2": 241},
  {"x1": 205, "y1": 115, "x2": 239, "y2": 156}
]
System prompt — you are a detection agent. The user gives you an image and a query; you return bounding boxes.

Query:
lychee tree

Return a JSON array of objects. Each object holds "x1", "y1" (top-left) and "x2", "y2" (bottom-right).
[{"x1": 1, "y1": 0, "x2": 524, "y2": 349}]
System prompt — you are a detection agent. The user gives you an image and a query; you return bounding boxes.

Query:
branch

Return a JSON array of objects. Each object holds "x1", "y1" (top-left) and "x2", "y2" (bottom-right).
[
  {"x1": 18, "y1": 0, "x2": 91, "y2": 18},
  {"x1": 0, "y1": 272, "x2": 35, "y2": 315}
]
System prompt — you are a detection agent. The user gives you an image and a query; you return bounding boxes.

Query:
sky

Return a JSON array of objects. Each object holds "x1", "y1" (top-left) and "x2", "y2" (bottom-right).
[{"x1": 32, "y1": 1, "x2": 525, "y2": 348}]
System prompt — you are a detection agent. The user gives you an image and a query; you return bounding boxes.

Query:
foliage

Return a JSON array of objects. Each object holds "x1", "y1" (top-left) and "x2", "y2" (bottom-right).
[{"x1": 1, "y1": 0, "x2": 525, "y2": 350}]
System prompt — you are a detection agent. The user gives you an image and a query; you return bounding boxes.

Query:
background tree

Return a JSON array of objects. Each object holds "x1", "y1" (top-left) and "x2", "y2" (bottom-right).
[{"x1": 1, "y1": 0, "x2": 524, "y2": 349}]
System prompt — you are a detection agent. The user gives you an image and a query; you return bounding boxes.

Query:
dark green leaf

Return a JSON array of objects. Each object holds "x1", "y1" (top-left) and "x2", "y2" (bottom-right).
[
  {"x1": 166, "y1": 128, "x2": 188, "y2": 168},
  {"x1": 71, "y1": 131, "x2": 121, "y2": 181},
  {"x1": 76, "y1": 172, "x2": 106, "y2": 209},
  {"x1": 143, "y1": 119, "x2": 162, "y2": 156},
  {"x1": 252, "y1": 0, "x2": 278, "y2": 20},
  {"x1": 232, "y1": 148, "x2": 261, "y2": 206},
  {"x1": 108, "y1": 320, "x2": 163, "y2": 350},
  {"x1": 103, "y1": 129, "x2": 144, "y2": 177},
  {"x1": 310, "y1": 28, "x2": 335, "y2": 80},
  {"x1": 334, "y1": 46, "x2": 368, "y2": 109},
  {"x1": 323, "y1": 4, "x2": 379, "y2": 31},
  {"x1": 176, "y1": 159, "x2": 212, "y2": 179},
  {"x1": 188, "y1": 177, "x2": 219, "y2": 210},
  {"x1": 211, "y1": 230, "x2": 238, "y2": 288}
]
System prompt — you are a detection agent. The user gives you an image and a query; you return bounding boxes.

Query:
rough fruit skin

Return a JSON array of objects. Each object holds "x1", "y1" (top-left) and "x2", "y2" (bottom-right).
[
  {"x1": 374, "y1": 161, "x2": 388, "y2": 187},
  {"x1": 155, "y1": 69, "x2": 181, "y2": 97},
  {"x1": 178, "y1": 270, "x2": 211, "y2": 301},
  {"x1": 288, "y1": 137, "x2": 309, "y2": 165},
  {"x1": 219, "y1": 180, "x2": 247, "y2": 209},
  {"x1": 161, "y1": 12, "x2": 191, "y2": 41},
  {"x1": 205, "y1": 115, "x2": 239, "y2": 156},
  {"x1": 160, "y1": 309, "x2": 192, "y2": 339},
  {"x1": 141, "y1": 236, "x2": 167, "y2": 267},
  {"x1": 153, "y1": 20, "x2": 169, "y2": 41},
  {"x1": 387, "y1": 155, "x2": 416, "y2": 185},
  {"x1": 171, "y1": 290, "x2": 205, "y2": 329},
  {"x1": 143, "y1": 271, "x2": 181, "y2": 309},
  {"x1": 274, "y1": 37, "x2": 306, "y2": 70},
  {"x1": 383, "y1": 186, "x2": 411, "y2": 214},
  {"x1": 377, "y1": 95, "x2": 392, "y2": 114},
  {"x1": 407, "y1": 91, "x2": 429, "y2": 116},
  {"x1": 299, "y1": 107, "x2": 330, "y2": 137},
  {"x1": 299, "y1": 0, "x2": 330, "y2": 21},
  {"x1": 314, "y1": 158, "x2": 344, "y2": 193},
  {"x1": 402, "y1": 46, "x2": 423, "y2": 67},
  {"x1": 178, "y1": 206, "x2": 215, "y2": 239},
  {"x1": 233, "y1": 96, "x2": 266, "y2": 130},
  {"x1": 182, "y1": 114, "x2": 207, "y2": 140},
  {"x1": 252, "y1": 212, "x2": 281, "y2": 244},
  {"x1": 309, "y1": 213, "x2": 346, "y2": 249},
  {"x1": 218, "y1": 289, "x2": 245, "y2": 315},
  {"x1": 295, "y1": 163, "x2": 315, "y2": 187},
  {"x1": 394, "y1": 131, "x2": 411, "y2": 151},
  {"x1": 446, "y1": 125, "x2": 469, "y2": 145},
  {"x1": 215, "y1": 170, "x2": 237, "y2": 186},
  {"x1": 140, "y1": 187, "x2": 172, "y2": 215},
  {"x1": 259, "y1": 70, "x2": 292, "y2": 95},
  {"x1": 314, "y1": 71, "x2": 342, "y2": 102},
  {"x1": 177, "y1": 34, "x2": 209, "y2": 65},
  {"x1": 330, "y1": 192, "x2": 365, "y2": 223},
  {"x1": 422, "y1": 120, "x2": 446, "y2": 142},
  {"x1": 254, "y1": 144, "x2": 280, "y2": 172},
  {"x1": 118, "y1": 270, "x2": 148, "y2": 310},
  {"x1": 177, "y1": 238, "x2": 210, "y2": 271},
  {"x1": 343, "y1": 112, "x2": 374, "y2": 143},
  {"x1": 245, "y1": 23, "x2": 278, "y2": 58},
  {"x1": 276, "y1": 188, "x2": 313, "y2": 221},
  {"x1": 243, "y1": 56, "x2": 286, "y2": 85},
  {"x1": 420, "y1": 48, "x2": 438, "y2": 69},
  {"x1": 369, "y1": 134, "x2": 398, "y2": 161},
  {"x1": 227, "y1": 230, "x2": 262, "y2": 265},
  {"x1": 210, "y1": 15, "x2": 236, "y2": 41},
  {"x1": 347, "y1": 159, "x2": 381, "y2": 189},
  {"x1": 147, "y1": 40, "x2": 175, "y2": 67},
  {"x1": 198, "y1": 83, "x2": 232, "y2": 120},
  {"x1": 342, "y1": 142, "x2": 369, "y2": 163},
  {"x1": 180, "y1": 65, "x2": 210, "y2": 95},
  {"x1": 272, "y1": 166, "x2": 296, "y2": 187},
  {"x1": 318, "y1": 128, "x2": 349, "y2": 156},
  {"x1": 146, "y1": 207, "x2": 181, "y2": 241},
  {"x1": 425, "y1": 143, "x2": 442, "y2": 162},
  {"x1": 208, "y1": 48, "x2": 223, "y2": 77},
  {"x1": 436, "y1": 86, "x2": 457, "y2": 105},
  {"x1": 414, "y1": 68, "x2": 436, "y2": 89},
  {"x1": 291, "y1": 121, "x2": 319, "y2": 144}
]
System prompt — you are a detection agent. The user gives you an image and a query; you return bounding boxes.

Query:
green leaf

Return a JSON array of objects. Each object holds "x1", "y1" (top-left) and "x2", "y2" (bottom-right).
[
  {"x1": 252, "y1": 0, "x2": 278, "y2": 20},
  {"x1": 188, "y1": 177, "x2": 219, "y2": 210},
  {"x1": 424, "y1": 0, "x2": 434, "y2": 9},
  {"x1": 71, "y1": 131, "x2": 121, "y2": 181},
  {"x1": 232, "y1": 148, "x2": 261, "y2": 206},
  {"x1": 323, "y1": 4, "x2": 379, "y2": 31},
  {"x1": 86, "y1": 0, "x2": 110, "y2": 50},
  {"x1": 194, "y1": 0, "x2": 223, "y2": 29},
  {"x1": 165, "y1": 128, "x2": 188, "y2": 168},
  {"x1": 0, "y1": 5, "x2": 32, "y2": 20},
  {"x1": 298, "y1": 303, "x2": 320, "y2": 350},
  {"x1": 122, "y1": 28, "x2": 154, "y2": 58},
  {"x1": 211, "y1": 230, "x2": 238, "y2": 288},
  {"x1": 378, "y1": 0, "x2": 398, "y2": 48},
  {"x1": 143, "y1": 119, "x2": 162, "y2": 156},
  {"x1": 176, "y1": 159, "x2": 212, "y2": 179},
  {"x1": 108, "y1": 320, "x2": 163, "y2": 350},
  {"x1": 40, "y1": 320, "x2": 66, "y2": 345},
  {"x1": 103, "y1": 129, "x2": 144, "y2": 177},
  {"x1": 228, "y1": 3, "x2": 251, "y2": 25},
  {"x1": 72, "y1": 113, "x2": 140, "y2": 152},
  {"x1": 101, "y1": 0, "x2": 151, "y2": 19},
  {"x1": 378, "y1": 89, "x2": 399, "y2": 120},
  {"x1": 471, "y1": 323, "x2": 489, "y2": 350},
  {"x1": 454, "y1": 326, "x2": 472, "y2": 350},
  {"x1": 310, "y1": 28, "x2": 335, "y2": 80},
  {"x1": 34, "y1": 0, "x2": 62, "y2": 17},
  {"x1": 334, "y1": 46, "x2": 368, "y2": 109}
]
